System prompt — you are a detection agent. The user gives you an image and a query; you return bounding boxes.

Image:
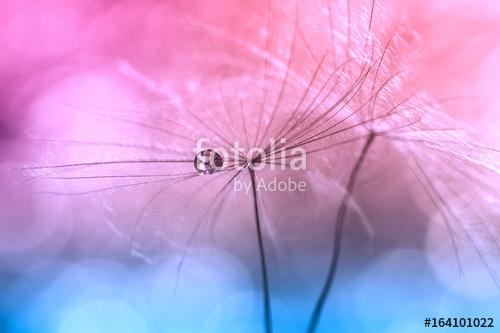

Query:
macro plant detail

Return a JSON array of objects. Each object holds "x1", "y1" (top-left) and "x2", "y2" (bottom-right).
[{"x1": 0, "y1": 0, "x2": 499, "y2": 332}]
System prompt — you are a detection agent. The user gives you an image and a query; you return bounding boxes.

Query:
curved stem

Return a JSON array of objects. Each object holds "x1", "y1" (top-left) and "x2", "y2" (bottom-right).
[{"x1": 307, "y1": 132, "x2": 376, "y2": 333}]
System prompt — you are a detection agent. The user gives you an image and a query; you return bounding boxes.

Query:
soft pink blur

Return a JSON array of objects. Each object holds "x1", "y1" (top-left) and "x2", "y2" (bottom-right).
[{"x1": 2, "y1": 0, "x2": 500, "y2": 137}]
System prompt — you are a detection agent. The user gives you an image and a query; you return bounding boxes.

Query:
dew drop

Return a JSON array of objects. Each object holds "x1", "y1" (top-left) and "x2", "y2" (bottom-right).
[{"x1": 194, "y1": 149, "x2": 224, "y2": 175}]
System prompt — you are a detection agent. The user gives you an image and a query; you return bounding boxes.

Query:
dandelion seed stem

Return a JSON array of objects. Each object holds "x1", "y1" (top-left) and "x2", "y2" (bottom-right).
[
  {"x1": 249, "y1": 168, "x2": 273, "y2": 333},
  {"x1": 307, "y1": 131, "x2": 376, "y2": 333}
]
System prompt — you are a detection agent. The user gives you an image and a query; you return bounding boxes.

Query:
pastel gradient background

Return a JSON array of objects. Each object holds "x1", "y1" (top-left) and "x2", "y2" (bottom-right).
[{"x1": 1, "y1": 1, "x2": 499, "y2": 332}]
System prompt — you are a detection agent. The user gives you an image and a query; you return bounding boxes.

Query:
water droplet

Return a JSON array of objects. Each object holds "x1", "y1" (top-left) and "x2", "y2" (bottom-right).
[{"x1": 194, "y1": 149, "x2": 224, "y2": 175}]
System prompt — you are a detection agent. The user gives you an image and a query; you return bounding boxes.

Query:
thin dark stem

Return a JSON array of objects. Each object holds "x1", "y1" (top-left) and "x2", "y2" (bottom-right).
[
  {"x1": 307, "y1": 132, "x2": 376, "y2": 333},
  {"x1": 249, "y1": 168, "x2": 273, "y2": 333}
]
